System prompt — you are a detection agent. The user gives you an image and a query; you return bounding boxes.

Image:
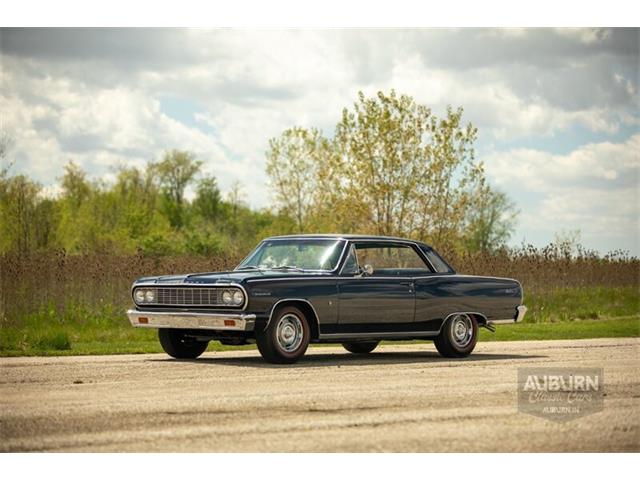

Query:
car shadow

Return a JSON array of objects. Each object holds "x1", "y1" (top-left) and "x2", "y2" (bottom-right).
[{"x1": 149, "y1": 349, "x2": 546, "y2": 369}]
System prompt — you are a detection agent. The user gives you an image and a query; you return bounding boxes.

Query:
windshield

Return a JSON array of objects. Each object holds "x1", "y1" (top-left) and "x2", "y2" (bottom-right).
[{"x1": 236, "y1": 239, "x2": 345, "y2": 272}]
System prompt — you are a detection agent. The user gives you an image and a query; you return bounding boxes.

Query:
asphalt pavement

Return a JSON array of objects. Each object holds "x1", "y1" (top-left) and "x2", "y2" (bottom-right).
[{"x1": 1, "y1": 338, "x2": 638, "y2": 452}]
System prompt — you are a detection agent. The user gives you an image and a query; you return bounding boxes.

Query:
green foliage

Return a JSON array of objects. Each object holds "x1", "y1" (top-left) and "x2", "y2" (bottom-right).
[
  {"x1": 523, "y1": 286, "x2": 640, "y2": 323},
  {"x1": 464, "y1": 187, "x2": 518, "y2": 252},
  {"x1": 139, "y1": 231, "x2": 181, "y2": 256},
  {"x1": 36, "y1": 330, "x2": 72, "y2": 351},
  {"x1": 155, "y1": 150, "x2": 202, "y2": 228},
  {"x1": 183, "y1": 229, "x2": 225, "y2": 256},
  {"x1": 477, "y1": 316, "x2": 639, "y2": 342},
  {"x1": 0, "y1": 150, "x2": 283, "y2": 256},
  {"x1": 193, "y1": 175, "x2": 222, "y2": 223},
  {"x1": 266, "y1": 127, "x2": 330, "y2": 231},
  {"x1": 60, "y1": 161, "x2": 91, "y2": 209},
  {"x1": 0, "y1": 174, "x2": 45, "y2": 254},
  {"x1": 264, "y1": 90, "x2": 512, "y2": 252},
  {"x1": 0, "y1": 91, "x2": 631, "y2": 262}
]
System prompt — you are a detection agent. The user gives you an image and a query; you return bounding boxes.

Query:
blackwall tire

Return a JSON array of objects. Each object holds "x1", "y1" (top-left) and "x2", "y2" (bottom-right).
[
  {"x1": 158, "y1": 329, "x2": 209, "y2": 359},
  {"x1": 256, "y1": 306, "x2": 310, "y2": 364},
  {"x1": 434, "y1": 314, "x2": 478, "y2": 358},
  {"x1": 342, "y1": 341, "x2": 379, "y2": 354}
]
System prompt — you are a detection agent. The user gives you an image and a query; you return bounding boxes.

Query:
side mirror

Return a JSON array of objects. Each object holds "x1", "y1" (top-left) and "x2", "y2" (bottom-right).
[{"x1": 361, "y1": 264, "x2": 374, "y2": 276}]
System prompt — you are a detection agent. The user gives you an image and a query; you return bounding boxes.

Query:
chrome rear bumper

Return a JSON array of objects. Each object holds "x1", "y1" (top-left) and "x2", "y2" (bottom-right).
[
  {"x1": 489, "y1": 305, "x2": 527, "y2": 325},
  {"x1": 515, "y1": 305, "x2": 527, "y2": 322},
  {"x1": 127, "y1": 309, "x2": 256, "y2": 331}
]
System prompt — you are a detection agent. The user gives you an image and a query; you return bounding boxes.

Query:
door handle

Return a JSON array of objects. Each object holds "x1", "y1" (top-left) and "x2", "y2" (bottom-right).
[{"x1": 400, "y1": 281, "x2": 415, "y2": 292}]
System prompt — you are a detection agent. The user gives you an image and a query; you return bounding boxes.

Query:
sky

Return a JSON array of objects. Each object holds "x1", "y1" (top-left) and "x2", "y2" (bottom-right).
[{"x1": 1, "y1": 28, "x2": 638, "y2": 255}]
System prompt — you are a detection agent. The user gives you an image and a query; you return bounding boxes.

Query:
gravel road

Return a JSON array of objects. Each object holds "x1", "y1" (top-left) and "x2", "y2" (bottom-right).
[{"x1": 1, "y1": 338, "x2": 638, "y2": 452}]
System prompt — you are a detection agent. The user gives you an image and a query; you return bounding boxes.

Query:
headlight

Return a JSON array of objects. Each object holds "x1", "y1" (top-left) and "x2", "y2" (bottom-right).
[
  {"x1": 145, "y1": 289, "x2": 155, "y2": 303},
  {"x1": 134, "y1": 289, "x2": 145, "y2": 303},
  {"x1": 232, "y1": 290, "x2": 244, "y2": 305},
  {"x1": 222, "y1": 290, "x2": 233, "y2": 304}
]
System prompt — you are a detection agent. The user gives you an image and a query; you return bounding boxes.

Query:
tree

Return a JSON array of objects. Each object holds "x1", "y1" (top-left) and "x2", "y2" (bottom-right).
[
  {"x1": 464, "y1": 186, "x2": 518, "y2": 252},
  {"x1": 265, "y1": 90, "x2": 515, "y2": 251},
  {"x1": 155, "y1": 150, "x2": 202, "y2": 228},
  {"x1": 335, "y1": 90, "x2": 434, "y2": 236},
  {"x1": 0, "y1": 175, "x2": 42, "y2": 254},
  {"x1": 225, "y1": 180, "x2": 246, "y2": 236},
  {"x1": 115, "y1": 164, "x2": 158, "y2": 213},
  {"x1": 193, "y1": 175, "x2": 222, "y2": 224},
  {"x1": 60, "y1": 161, "x2": 91, "y2": 209},
  {"x1": 111, "y1": 164, "x2": 161, "y2": 240},
  {"x1": 413, "y1": 106, "x2": 482, "y2": 247},
  {"x1": 266, "y1": 127, "x2": 329, "y2": 232}
]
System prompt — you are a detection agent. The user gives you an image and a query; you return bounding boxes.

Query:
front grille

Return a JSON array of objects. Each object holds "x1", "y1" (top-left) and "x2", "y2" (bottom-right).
[{"x1": 154, "y1": 287, "x2": 223, "y2": 306}]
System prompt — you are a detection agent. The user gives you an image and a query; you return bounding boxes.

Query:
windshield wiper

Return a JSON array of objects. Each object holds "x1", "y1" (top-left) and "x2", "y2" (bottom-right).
[
  {"x1": 236, "y1": 266, "x2": 263, "y2": 271},
  {"x1": 271, "y1": 265, "x2": 305, "y2": 272}
]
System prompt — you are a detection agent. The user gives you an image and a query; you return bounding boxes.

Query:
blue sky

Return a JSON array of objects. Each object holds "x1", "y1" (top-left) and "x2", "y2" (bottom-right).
[{"x1": 1, "y1": 28, "x2": 638, "y2": 254}]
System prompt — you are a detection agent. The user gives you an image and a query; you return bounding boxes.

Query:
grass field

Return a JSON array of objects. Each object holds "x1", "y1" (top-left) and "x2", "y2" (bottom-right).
[{"x1": 1, "y1": 286, "x2": 638, "y2": 357}]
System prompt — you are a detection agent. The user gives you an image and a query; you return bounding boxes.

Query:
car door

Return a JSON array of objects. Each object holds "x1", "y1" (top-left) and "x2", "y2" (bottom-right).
[{"x1": 337, "y1": 242, "x2": 422, "y2": 329}]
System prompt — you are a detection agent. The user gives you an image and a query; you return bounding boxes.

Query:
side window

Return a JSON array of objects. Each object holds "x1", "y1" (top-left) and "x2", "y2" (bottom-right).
[
  {"x1": 341, "y1": 245, "x2": 359, "y2": 275},
  {"x1": 424, "y1": 249, "x2": 453, "y2": 273},
  {"x1": 355, "y1": 244, "x2": 431, "y2": 276}
]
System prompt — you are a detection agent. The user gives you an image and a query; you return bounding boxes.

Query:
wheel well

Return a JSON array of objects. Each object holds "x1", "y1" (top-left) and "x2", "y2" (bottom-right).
[
  {"x1": 270, "y1": 300, "x2": 320, "y2": 340},
  {"x1": 469, "y1": 313, "x2": 488, "y2": 327},
  {"x1": 442, "y1": 312, "x2": 488, "y2": 329}
]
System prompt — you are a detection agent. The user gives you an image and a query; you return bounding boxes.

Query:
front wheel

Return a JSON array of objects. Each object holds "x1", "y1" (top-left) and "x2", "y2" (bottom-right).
[
  {"x1": 342, "y1": 341, "x2": 379, "y2": 354},
  {"x1": 434, "y1": 313, "x2": 478, "y2": 358},
  {"x1": 158, "y1": 329, "x2": 209, "y2": 359},
  {"x1": 256, "y1": 306, "x2": 310, "y2": 364}
]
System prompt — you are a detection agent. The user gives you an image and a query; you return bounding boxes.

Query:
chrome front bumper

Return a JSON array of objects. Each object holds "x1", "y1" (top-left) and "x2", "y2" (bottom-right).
[
  {"x1": 127, "y1": 309, "x2": 256, "y2": 331},
  {"x1": 489, "y1": 305, "x2": 527, "y2": 325}
]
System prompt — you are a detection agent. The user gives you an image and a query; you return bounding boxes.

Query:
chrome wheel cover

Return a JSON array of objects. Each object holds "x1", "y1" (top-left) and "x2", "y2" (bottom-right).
[
  {"x1": 450, "y1": 314, "x2": 473, "y2": 348},
  {"x1": 276, "y1": 313, "x2": 304, "y2": 353}
]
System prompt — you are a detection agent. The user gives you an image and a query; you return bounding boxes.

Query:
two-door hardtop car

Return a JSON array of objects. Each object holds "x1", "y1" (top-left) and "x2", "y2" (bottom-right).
[{"x1": 128, "y1": 234, "x2": 526, "y2": 363}]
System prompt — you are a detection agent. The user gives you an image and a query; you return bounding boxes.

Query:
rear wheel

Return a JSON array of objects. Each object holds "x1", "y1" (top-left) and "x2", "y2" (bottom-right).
[
  {"x1": 257, "y1": 306, "x2": 310, "y2": 364},
  {"x1": 342, "y1": 341, "x2": 379, "y2": 354},
  {"x1": 158, "y1": 329, "x2": 209, "y2": 359},
  {"x1": 434, "y1": 313, "x2": 478, "y2": 358}
]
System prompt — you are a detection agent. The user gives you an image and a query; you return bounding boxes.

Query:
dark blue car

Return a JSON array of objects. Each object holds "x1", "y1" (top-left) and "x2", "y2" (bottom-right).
[{"x1": 128, "y1": 234, "x2": 526, "y2": 363}]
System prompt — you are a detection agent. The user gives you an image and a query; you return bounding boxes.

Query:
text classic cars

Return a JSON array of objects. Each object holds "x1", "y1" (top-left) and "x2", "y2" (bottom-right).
[{"x1": 127, "y1": 235, "x2": 527, "y2": 363}]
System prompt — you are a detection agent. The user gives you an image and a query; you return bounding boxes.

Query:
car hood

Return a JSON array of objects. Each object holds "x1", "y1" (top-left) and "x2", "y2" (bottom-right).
[{"x1": 134, "y1": 270, "x2": 332, "y2": 285}]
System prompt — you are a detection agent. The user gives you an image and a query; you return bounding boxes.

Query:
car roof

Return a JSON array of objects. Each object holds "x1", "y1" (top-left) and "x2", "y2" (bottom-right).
[{"x1": 264, "y1": 233, "x2": 433, "y2": 249}]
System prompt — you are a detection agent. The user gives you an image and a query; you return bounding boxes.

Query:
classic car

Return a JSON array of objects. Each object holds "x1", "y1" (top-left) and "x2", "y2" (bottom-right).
[{"x1": 127, "y1": 234, "x2": 526, "y2": 363}]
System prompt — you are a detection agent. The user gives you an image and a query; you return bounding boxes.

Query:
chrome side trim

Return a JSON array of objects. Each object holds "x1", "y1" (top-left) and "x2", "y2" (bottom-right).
[
  {"x1": 318, "y1": 311, "x2": 489, "y2": 340},
  {"x1": 131, "y1": 282, "x2": 249, "y2": 310},
  {"x1": 264, "y1": 298, "x2": 321, "y2": 334},
  {"x1": 318, "y1": 330, "x2": 440, "y2": 341},
  {"x1": 127, "y1": 309, "x2": 256, "y2": 331},
  {"x1": 246, "y1": 273, "x2": 521, "y2": 284},
  {"x1": 247, "y1": 276, "x2": 347, "y2": 283}
]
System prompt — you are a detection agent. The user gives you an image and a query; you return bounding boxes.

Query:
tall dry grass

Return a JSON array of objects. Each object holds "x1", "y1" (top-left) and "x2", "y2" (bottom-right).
[
  {"x1": 0, "y1": 246, "x2": 638, "y2": 325},
  {"x1": 0, "y1": 251, "x2": 242, "y2": 324},
  {"x1": 443, "y1": 245, "x2": 639, "y2": 294}
]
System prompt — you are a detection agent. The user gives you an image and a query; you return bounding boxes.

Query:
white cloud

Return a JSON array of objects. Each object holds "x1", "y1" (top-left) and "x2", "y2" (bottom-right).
[
  {"x1": 1, "y1": 28, "x2": 639, "y2": 252},
  {"x1": 483, "y1": 135, "x2": 639, "y2": 253},
  {"x1": 1, "y1": 61, "x2": 232, "y2": 193},
  {"x1": 485, "y1": 134, "x2": 639, "y2": 190}
]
